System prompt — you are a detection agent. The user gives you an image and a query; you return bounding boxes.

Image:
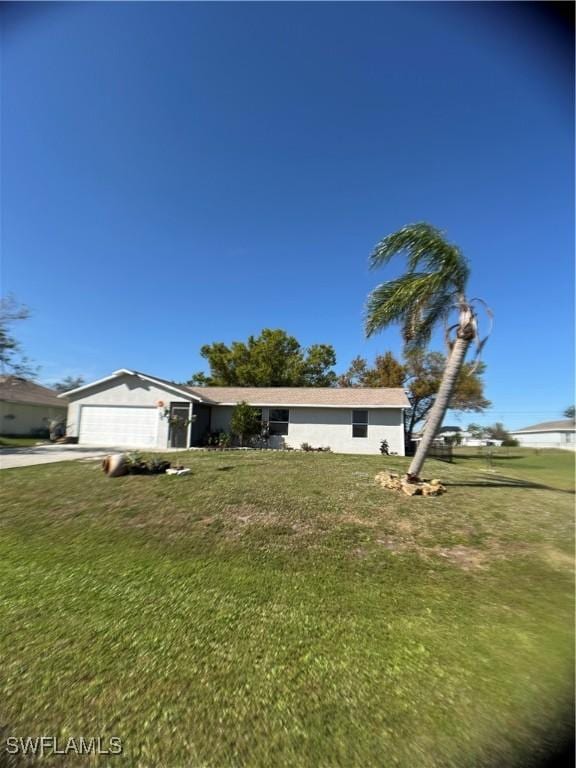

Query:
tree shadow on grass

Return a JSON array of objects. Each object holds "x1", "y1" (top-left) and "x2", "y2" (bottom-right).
[
  {"x1": 453, "y1": 454, "x2": 525, "y2": 461},
  {"x1": 445, "y1": 474, "x2": 575, "y2": 495}
]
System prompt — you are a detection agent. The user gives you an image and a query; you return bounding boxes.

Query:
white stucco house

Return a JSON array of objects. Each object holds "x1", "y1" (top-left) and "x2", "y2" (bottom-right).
[
  {"x1": 60, "y1": 369, "x2": 409, "y2": 455},
  {"x1": 0, "y1": 376, "x2": 68, "y2": 436},
  {"x1": 509, "y1": 420, "x2": 576, "y2": 450}
]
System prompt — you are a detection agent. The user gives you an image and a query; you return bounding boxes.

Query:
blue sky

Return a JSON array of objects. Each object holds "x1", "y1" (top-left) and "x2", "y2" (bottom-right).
[{"x1": 2, "y1": 2, "x2": 573, "y2": 429}]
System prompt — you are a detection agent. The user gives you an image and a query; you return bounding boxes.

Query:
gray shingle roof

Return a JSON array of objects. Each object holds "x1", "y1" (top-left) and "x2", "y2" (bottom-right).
[
  {"x1": 185, "y1": 386, "x2": 410, "y2": 408},
  {"x1": 0, "y1": 376, "x2": 66, "y2": 407},
  {"x1": 510, "y1": 419, "x2": 576, "y2": 434}
]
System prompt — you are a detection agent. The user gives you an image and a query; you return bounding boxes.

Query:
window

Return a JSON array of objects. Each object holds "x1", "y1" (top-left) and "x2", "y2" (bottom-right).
[
  {"x1": 352, "y1": 409, "x2": 368, "y2": 438},
  {"x1": 269, "y1": 408, "x2": 289, "y2": 436}
]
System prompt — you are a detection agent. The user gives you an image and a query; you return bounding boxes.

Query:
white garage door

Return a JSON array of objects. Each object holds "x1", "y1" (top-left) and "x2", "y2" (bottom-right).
[{"x1": 79, "y1": 406, "x2": 159, "y2": 447}]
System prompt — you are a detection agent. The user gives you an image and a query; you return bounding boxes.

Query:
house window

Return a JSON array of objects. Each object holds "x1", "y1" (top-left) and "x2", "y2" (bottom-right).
[
  {"x1": 352, "y1": 409, "x2": 368, "y2": 438},
  {"x1": 269, "y1": 408, "x2": 289, "y2": 436}
]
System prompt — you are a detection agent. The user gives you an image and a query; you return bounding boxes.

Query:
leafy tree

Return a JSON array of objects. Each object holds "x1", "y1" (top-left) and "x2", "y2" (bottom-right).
[
  {"x1": 338, "y1": 349, "x2": 490, "y2": 442},
  {"x1": 563, "y1": 405, "x2": 575, "y2": 419},
  {"x1": 0, "y1": 295, "x2": 38, "y2": 379},
  {"x1": 230, "y1": 401, "x2": 261, "y2": 447},
  {"x1": 52, "y1": 376, "x2": 85, "y2": 394},
  {"x1": 337, "y1": 352, "x2": 405, "y2": 388},
  {"x1": 404, "y1": 350, "x2": 490, "y2": 443},
  {"x1": 188, "y1": 329, "x2": 337, "y2": 387},
  {"x1": 365, "y1": 222, "x2": 490, "y2": 481},
  {"x1": 485, "y1": 422, "x2": 512, "y2": 441},
  {"x1": 467, "y1": 423, "x2": 486, "y2": 439}
]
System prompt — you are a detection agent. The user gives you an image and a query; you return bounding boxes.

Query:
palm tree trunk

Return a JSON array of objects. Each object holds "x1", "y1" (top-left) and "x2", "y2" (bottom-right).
[{"x1": 406, "y1": 336, "x2": 471, "y2": 481}]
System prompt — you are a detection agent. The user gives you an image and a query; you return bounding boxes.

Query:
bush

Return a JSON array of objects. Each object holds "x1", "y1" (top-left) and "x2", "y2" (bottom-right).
[
  {"x1": 231, "y1": 402, "x2": 261, "y2": 447},
  {"x1": 300, "y1": 443, "x2": 331, "y2": 453},
  {"x1": 501, "y1": 438, "x2": 519, "y2": 447}
]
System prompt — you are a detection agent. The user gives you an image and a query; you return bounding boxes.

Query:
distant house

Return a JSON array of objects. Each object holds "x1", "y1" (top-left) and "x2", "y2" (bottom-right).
[
  {"x1": 413, "y1": 426, "x2": 502, "y2": 447},
  {"x1": 60, "y1": 369, "x2": 410, "y2": 454},
  {"x1": 0, "y1": 376, "x2": 68, "y2": 436},
  {"x1": 510, "y1": 420, "x2": 576, "y2": 450}
]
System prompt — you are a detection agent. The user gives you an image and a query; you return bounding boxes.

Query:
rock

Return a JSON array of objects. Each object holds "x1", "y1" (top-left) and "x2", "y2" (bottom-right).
[
  {"x1": 375, "y1": 470, "x2": 446, "y2": 496},
  {"x1": 401, "y1": 481, "x2": 422, "y2": 496}
]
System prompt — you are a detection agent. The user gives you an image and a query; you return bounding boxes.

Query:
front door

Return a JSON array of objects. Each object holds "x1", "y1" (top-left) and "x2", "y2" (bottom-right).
[{"x1": 169, "y1": 403, "x2": 191, "y2": 448}]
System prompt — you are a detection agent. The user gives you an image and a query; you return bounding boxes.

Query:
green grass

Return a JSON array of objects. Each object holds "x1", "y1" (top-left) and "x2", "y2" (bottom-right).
[
  {"x1": 0, "y1": 451, "x2": 573, "y2": 767},
  {"x1": 0, "y1": 435, "x2": 47, "y2": 448},
  {"x1": 452, "y1": 446, "x2": 574, "y2": 491}
]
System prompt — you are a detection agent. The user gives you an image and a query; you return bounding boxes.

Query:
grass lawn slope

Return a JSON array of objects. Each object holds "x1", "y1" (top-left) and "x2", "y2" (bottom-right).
[{"x1": 0, "y1": 449, "x2": 573, "y2": 767}]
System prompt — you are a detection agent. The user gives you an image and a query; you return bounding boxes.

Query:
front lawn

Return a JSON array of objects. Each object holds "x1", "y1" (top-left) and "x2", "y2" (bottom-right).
[
  {"x1": 0, "y1": 435, "x2": 47, "y2": 448},
  {"x1": 0, "y1": 451, "x2": 573, "y2": 767}
]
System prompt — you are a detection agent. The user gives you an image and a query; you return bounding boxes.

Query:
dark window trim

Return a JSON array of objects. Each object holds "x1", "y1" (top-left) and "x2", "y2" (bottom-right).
[{"x1": 352, "y1": 409, "x2": 369, "y2": 438}]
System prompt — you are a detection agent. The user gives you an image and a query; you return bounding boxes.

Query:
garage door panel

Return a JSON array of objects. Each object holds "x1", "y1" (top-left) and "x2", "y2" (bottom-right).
[{"x1": 79, "y1": 406, "x2": 158, "y2": 447}]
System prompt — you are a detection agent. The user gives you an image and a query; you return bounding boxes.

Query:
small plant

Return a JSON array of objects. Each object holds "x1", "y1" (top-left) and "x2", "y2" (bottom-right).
[
  {"x1": 218, "y1": 432, "x2": 231, "y2": 450},
  {"x1": 380, "y1": 440, "x2": 390, "y2": 455},
  {"x1": 119, "y1": 453, "x2": 173, "y2": 475},
  {"x1": 502, "y1": 438, "x2": 519, "y2": 447},
  {"x1": 301, "y1": 442, "x2": 313, "y2": 452}
]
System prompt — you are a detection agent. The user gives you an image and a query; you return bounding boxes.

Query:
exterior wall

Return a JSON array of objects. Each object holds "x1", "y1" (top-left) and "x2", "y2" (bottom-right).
[
  {"x1": 211, "y1": 405, "x2": 405, "y2": 455},
  {"x1": 66, "y1": 374, "x2": 196, "y2": 448},
  {"x1": 0, "y1": 401, "x2": 67, "y2": 435},
  {"x1": 511, "y1": 431, "x2": 576, "y2": 450}
]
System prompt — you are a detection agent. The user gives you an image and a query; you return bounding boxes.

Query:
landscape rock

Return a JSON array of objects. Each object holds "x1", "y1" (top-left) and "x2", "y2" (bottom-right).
[{"x1": 375, "y1": 471, "x2": 446, "y2": 497}]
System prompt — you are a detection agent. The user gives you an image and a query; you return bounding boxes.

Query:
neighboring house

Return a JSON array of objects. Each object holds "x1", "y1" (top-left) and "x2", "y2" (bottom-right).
[
  {"x1": 413, "y1": 426, "x2": 502, "y2": 447},
  {"x1": 510, "y1": 420, "x2": 576, "y2": 450},
  {"x1": 0, "y1": 376, "x2": 68, "y2": 436},
  {"x1": 61, "y1": 369, "x2": 410, "y2": 455}
]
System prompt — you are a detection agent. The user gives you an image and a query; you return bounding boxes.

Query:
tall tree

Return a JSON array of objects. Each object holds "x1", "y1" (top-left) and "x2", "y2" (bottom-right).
[
  {"x1": 403, "y1": 350, "x2": 490, "y2": 442},
  {"x1": 563, "y1": 405, "x2": 575, "y2": 419},
  {"x1": 337, "y1": 352, "x2": 405, "y2": 388},
  {"x1": 485, "y1": 422, "x2": 512, "y2": 441},
  {"x1": 365, "y1": 222, "x2": 490, "y2": 481},
  {"x1": 338, "y1": 349, "x2": 490, "y2": 441},
  {"x1": 52, "y1": 376, "x2": 86, "y2": 394},
  {"x1": 0, "y1": 295, "x2": 38, "y2": 379},
  {"x1": 188, "y1": 329, "x2": 337, "y2": 387}
]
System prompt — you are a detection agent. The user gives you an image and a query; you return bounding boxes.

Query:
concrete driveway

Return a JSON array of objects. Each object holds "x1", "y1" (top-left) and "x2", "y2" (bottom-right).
[{"x1": 0, "y1": 444, "x2": 122, "y2": 470}]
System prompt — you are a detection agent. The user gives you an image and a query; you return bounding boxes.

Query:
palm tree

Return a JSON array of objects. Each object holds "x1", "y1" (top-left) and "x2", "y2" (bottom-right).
[{"x1": 365, "y1": 222, "x2": 487, "y2": 482}]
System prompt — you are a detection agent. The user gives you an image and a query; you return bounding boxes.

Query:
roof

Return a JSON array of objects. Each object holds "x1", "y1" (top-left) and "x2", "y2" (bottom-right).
[
  {"x1": 0, "y1": 376, "x2": 66, "y2": 407},
  {"x1": 61, "y1": 369, "x2": 410, "y2": 408},
  {"x1": 186, "y1": 386, "x2": 410, "y2": 408},
  {"x1": 510, "y1": 419, "x2": 576, "y2": 434}
]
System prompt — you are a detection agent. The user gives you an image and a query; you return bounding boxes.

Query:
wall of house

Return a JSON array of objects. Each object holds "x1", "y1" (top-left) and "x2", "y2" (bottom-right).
[
  {"x1": 211, "y1": 405, "x2": 405, "y2": 455},
  {"x1": 0, "y1": 401, "x2": 67, "y2": 435},
  {"x1": 66, "y1": 374, "x2": 196, "y2": 448},
  {"x1": 512, "y1": 431, "x2": 576, "y2": 450}
]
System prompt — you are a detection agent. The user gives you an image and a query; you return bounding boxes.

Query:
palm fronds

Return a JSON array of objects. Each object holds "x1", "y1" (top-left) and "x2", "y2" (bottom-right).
[{"x1": 366, "y1": 223, "x2": 470, "y2": 343}]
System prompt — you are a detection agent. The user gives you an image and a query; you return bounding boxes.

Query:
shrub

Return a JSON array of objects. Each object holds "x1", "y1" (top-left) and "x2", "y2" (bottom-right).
[
  {"x1": 501, "y1": 438, "x2": 519, "y2": 447},
  {"x1": 231, "y1": 402, "x2": 261, "y2": 447}
]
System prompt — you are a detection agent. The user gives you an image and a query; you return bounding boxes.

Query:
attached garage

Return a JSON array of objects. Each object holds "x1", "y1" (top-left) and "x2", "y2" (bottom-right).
[
  {"x1": 63, "y1": 370, "x2": 200, "y2": 449},
  {"x1": 78, "y1": 405, "x2": 159, "y2": 447}
]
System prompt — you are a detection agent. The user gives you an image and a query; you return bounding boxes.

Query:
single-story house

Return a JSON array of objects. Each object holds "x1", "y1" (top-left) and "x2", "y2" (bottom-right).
[
  {"x1": 0, "y1": 376, "x2": 68, "y2": 436},
  {"x1": 412, "y1": 426, "x2": 502, "y2": 448},
  {"x1": 509, "y1": 420, "x2": 576, "y2": 450},
  {"x1": 60, "y1": 369, "x2": 410, "y2": 455}
]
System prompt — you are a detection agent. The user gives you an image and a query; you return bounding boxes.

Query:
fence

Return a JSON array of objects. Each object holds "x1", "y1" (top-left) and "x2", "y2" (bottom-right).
[{"x1": 406, "y1": 440, "x2": 453, "y2": 463}]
